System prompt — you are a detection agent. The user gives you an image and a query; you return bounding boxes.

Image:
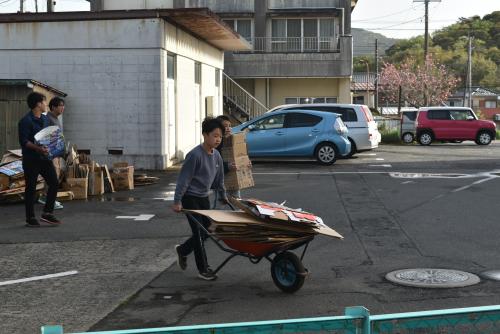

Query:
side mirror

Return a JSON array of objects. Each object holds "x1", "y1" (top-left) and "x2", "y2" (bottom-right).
[
  {"x1": 467, "y1": 116, "x2": 474, "y2": 121},
  {"x1": 247, "y1": 124, "x2": 256, "y2": 131}
]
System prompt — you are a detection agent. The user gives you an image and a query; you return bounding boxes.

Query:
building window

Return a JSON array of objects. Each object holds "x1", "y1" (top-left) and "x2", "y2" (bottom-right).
[
  {"x1": 472, "y1": 99, "x2": 480, "y2": 107},
  {"x1": 485, "y1": 100, "x2": 497, "y2": 108},
  {"x1": 167, "y1": 54, "x2": 175, "y2": 79},
  {"x1": 223, "y1": 19, "x2": 253, "y2": 43},
  {"x1": 271, "y1": 18, "x2": 336, "y2": 52},
  {"x1": 195, "y1": 62, "x2": 201, "y2": 84},
  {"x1": 285, "y1": 97, "x2": 337, "y2": 104},
  {"x1": 215, "y1": 69, "x2": 220, "y2": 87}
]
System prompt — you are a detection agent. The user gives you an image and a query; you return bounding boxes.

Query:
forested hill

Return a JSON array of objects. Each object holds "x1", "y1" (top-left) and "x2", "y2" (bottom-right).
[{"x1": 352, "y1": 28, "x2": 399, "y2": 56}]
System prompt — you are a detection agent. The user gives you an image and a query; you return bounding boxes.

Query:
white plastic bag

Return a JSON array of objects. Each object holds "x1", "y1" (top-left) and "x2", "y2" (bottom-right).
[{"x1": 34, "y1": 126, "x2": 65, "y2": 160}]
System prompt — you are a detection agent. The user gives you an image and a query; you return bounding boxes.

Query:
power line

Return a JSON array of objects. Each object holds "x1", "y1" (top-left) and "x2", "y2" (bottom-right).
[{"x1": 352, "y1": 3, "x2": 425, "y2": 23}]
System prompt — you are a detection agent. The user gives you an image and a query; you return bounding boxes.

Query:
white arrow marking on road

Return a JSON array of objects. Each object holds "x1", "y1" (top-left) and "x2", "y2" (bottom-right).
[
  {"x1": 0, "y1": 270, "x2": 78, "y2": 287},
  {"x1": 116, "y1": 214, "x2": 155, "y2": 221}
]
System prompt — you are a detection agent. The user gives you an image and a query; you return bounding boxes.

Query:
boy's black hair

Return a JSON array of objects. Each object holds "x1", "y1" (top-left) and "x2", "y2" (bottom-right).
[
  {"x1": 216, "y1": 115, "x2": 231, "y2": 123},
  {"x1": 26, "y1": 92, "x2": 46, "y2": 110},
  {"x1": 202, "y1": 117, "x2": 225, "y2": 135},
  {"x1": 49, "y1": 97, "x2": 65, "y2": 110}
]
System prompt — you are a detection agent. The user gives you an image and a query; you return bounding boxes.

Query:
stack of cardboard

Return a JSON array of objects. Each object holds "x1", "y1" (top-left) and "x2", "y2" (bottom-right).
[
  {"x1": 0, "y1": 150, "x2": 44, "y2": 203},
  {"x1": 220, "y1": 132, "x2": 254, "y2": 191},
  {"x1": 187, "y1": 197, "x2": 343, "y2": 250}
]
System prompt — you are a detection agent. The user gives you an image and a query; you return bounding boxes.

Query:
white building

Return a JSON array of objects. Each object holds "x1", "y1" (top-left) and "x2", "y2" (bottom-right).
[{"x1": 0, "y1": 9, "x2": 249, "y2": 169}]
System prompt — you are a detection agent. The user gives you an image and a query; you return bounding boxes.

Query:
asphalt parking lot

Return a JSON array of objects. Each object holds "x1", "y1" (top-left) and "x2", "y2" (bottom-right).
[{"x1": 1, "y1": 142, "x2": 500, "y2": 333}]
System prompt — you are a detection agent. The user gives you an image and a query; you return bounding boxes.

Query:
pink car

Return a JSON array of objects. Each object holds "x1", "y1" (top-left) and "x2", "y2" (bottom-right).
[{"x1": 415, "y1": 107, "x2": 496, "y2": 145}]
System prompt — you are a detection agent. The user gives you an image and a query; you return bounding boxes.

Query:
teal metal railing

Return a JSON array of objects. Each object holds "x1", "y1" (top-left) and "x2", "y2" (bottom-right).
[{"x1": 42, "y1": 304, "x2": 500, "y2": 334}]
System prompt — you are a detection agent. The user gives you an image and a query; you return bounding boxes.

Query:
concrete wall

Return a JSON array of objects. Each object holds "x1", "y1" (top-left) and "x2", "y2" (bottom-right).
[
  {"x1": 0, "y1": 19, "x2": 224, "y2": 169},
  {"x1": 265, "y1": 77, "x2": 351, "y2": 108}
]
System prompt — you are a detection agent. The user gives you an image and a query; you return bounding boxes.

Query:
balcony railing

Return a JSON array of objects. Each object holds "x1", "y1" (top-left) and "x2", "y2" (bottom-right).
[{"x1": 235, "y1": 37, "x2": 340, "y2": 53}]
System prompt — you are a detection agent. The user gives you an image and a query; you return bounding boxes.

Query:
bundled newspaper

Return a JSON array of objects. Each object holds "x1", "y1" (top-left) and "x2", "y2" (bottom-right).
[{"x1": 34, "y1": 126, "x2": 65, "y2": 160}]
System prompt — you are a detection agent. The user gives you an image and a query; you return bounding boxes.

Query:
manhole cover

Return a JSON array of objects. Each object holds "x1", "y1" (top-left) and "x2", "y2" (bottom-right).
[
  {"x1": 386, "y1": 268, "x2": 480, "y2": 288},
  {"x1": 480, "y1": 270, "x2": 500, "y2": 281}
]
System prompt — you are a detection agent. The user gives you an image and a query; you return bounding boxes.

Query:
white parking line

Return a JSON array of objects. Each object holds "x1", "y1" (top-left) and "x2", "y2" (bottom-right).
[
  {"x1": 368, "y1": 164, "x2": 392, "y2": 168},
  {"x1": 116, "y1": 214, "x2": 155, "y2": 221},
  {"x1": 0, "y1": 271, "x2": 78, "y2": 287},
  {"x1": 357, "y1": 153, "x2": 377, "y2": 156}
]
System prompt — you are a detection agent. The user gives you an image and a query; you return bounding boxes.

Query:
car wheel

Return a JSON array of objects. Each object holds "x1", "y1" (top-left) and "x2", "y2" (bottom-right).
[
  {"x1": 346, "y1": 138, "x2": 357, "y2": 158},
  {"x1": 418, "y1": 132, "x2": 433, "y2": 146},
  {"x1": 315, "y1": 143, "x2": 337, "y2": 165},
  {"x1": 402, "y1": 132, "x2": 414, "y2": 144},
  {"x1": 476, "y1": 131, "x2": 492, "y2": 145}
]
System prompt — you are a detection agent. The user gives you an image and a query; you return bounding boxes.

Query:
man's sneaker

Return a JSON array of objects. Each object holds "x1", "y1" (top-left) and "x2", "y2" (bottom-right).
[
  {"x1": 40, "y1": 213, "x2": 62, "y2": 225},
  {"x1": 54, "y1": 201, "x2": 64, "y2": 210},
  {"x1": 38, "y1": 196, "x2": 46, "y2": 205},
  {"x1": 198, "y1": 269, "x2": 217, "y2": 281},
  {"x1": 25, "y1": 217, "x2": 41, "y2": 228},
  {"x1": 175, "y1": 245, "x2": 187, "y2": 270}
]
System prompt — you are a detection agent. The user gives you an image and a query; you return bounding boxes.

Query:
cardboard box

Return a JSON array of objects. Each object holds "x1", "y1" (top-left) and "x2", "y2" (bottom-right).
[
  {"x1": 221, "y1": 142, "x2": 248, "y2": 160},
  {"x1": 0, "y1": 174, "x2": 9, "y2": 191},
  {"x1": 88, "y1": 169, "x2": 104, "y2": 196},
  {"x1": 224, "y1": 156, "x2": 254, "y2": 191},
  {"x1": 63, "y1": 178, "x2": 88, "y2": 200},
  {"x1": 112, "y1": 166, "x2": 134, "y2": 191},
  {"x1": 224, "y1": 132, "x2": 246, "y2": 146}
]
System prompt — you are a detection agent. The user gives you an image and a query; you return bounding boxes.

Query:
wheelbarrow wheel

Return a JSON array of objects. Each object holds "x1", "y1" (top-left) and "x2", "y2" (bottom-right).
[{"x1": 271, "y1": 251, "x2": 306, "y2": 293}]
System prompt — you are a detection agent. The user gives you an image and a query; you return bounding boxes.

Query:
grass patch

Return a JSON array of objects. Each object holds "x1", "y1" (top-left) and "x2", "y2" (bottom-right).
[
  {"x1": 496, "y1": 130, "x2": 500, "y2": 140},
  {"x1": 381, "y1": 129, "x2": 401, "y2": 144}
]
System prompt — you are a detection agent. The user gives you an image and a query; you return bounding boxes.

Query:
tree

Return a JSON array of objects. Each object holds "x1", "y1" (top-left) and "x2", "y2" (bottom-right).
[{"x1": 379, "y1": 56, "x2": 459, "y2": 108}]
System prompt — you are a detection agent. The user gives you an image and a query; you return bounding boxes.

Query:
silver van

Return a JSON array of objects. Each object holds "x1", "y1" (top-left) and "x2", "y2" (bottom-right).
[
  {"x1": 400, "y1": 110, "x2": 417, "y2": 143},
  {"x1": 269, "y1": 103, "x2": 381, "y2": 157}
]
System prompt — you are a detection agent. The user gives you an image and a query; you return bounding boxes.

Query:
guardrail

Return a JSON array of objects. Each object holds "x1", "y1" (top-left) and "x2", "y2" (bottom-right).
[
  {"x1": 42, "y1": 304, "x2": 500, "y2": 334},
  {"x1": 235, "y1": 37, "x2": 340, "y2": 53}
]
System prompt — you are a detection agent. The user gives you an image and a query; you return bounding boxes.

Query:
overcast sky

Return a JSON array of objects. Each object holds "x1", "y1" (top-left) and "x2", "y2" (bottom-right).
[
  {"x1": 1, "y1": 0, "x2": 498, "y2": 40},
  {"x1": 352, "y1": 0, "x2": 499, "y2": 39}
]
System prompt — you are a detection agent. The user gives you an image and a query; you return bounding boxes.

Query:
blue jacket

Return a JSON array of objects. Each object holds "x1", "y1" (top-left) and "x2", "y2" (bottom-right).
[{"x1": 18, "y1": 111, "x2": 49, "y2": 160}]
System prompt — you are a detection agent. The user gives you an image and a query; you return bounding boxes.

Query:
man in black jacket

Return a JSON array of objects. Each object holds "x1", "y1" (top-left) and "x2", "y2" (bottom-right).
[{"x1": 18, "y1": 92, "x2": 62, "y2": 227}]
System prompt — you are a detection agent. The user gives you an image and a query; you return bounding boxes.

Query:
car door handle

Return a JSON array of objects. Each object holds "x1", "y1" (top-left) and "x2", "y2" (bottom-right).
[
  {"x1": 275, "y1": 131, "x2": 285, "y2": 135},
  {"x1": 311, "y1": 129, "x2": 320, "y2": 133}
]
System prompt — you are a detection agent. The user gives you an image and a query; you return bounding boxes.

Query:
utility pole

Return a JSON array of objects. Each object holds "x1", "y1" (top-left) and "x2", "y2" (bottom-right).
[
  {"x1": 414, "y1": 0, "x2": 441, "y2": 62},
  {"x1": 375, "y1": 39, "x2": 379, "y2": 110},
  {"x1": 47, "y1": 0, "x2": 54, "y2": 12},
  {"x1": 35, "y1": 0, "x2": 38, "y2": 12},
  {"x1": 466, "y1": 35, "x2": 473, "y2": 108},
  {"x1": 19, "y1": 0, "x2": 24, "y2": 12}
]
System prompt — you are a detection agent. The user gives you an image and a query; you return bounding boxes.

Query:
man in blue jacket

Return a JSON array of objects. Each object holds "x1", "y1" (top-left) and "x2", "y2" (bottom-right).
[{"x1": 18, "y1": 92, "x2": 62, "y2": 227}]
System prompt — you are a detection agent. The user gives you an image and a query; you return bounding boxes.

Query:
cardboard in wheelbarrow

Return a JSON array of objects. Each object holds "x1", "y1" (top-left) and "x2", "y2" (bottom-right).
[{"x1": 186, "y1": 209, "x2": 343, "y2": 240}]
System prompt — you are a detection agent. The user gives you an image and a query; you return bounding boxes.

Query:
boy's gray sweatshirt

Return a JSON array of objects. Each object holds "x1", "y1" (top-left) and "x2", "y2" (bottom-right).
[{"x1": 174, "y1": 144, "x2": 226, "y2": 204}]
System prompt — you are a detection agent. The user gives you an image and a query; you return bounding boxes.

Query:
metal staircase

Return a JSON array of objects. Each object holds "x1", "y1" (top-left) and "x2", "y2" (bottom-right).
[{"x1": 223, "y1": 72, "x2": 268, "y2": 124}]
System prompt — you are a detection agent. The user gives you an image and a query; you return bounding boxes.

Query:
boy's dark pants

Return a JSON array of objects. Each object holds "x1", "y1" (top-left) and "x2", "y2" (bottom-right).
[
  {"x1": 23, "y1": 157, "x2": 58, "y2": 220},
  {"x1": 178, "y1": 195, "x2": 211, "y2": 273}
]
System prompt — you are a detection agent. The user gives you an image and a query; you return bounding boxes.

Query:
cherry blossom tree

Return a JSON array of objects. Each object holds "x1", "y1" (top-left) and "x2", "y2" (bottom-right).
[{"x1": 379, "y1": 56, "x2": 459, "y2": 108}]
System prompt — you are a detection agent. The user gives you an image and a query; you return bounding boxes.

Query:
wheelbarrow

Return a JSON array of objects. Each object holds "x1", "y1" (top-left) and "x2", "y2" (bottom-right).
[{"x1": 185, "y1": 209, "x2": 314, "y2": 293}]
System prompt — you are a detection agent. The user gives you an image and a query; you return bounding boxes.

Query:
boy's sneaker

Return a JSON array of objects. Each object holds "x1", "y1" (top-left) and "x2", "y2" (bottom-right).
[
  {"x1": 175, "y1": 245, "x2": 187, "y2": 270},
  {"x1": 25, "y1": 217, "x2": 41, "y2": 228},
  {"x1": 54, "y1": 201, "x2": 64, "y2": 210},
  {"x1": 198, "y1": 269, "x2": 217, "y2": 281},
  {"x1": 38, "y1": 197, "x2": 63, "y2": 210},
  {"x1": 40, "y1": 213, "x2": 62, "y2": 225}
]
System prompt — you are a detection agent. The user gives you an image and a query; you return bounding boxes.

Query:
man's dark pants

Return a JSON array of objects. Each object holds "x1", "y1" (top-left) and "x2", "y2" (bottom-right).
[
  {"x1": 178, "y1": 195, "x2": 211, "y2": 273},
  {"x1": 22, "y1": 157, "x2": 58, "y2": 220}
]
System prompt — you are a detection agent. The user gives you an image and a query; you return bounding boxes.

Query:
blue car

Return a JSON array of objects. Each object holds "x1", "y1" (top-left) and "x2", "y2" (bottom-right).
[{"x1": 232, "y1": 109, "x2": 351, "y2": 165}]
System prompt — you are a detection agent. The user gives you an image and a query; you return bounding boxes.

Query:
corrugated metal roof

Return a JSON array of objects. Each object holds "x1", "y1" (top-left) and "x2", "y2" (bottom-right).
[
  {"x1": 0, "y1": 79, "x2": 67, "y2": 96},
  {"x1": 0, "y1": 8, "x2": 251, "y2": 51}
]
